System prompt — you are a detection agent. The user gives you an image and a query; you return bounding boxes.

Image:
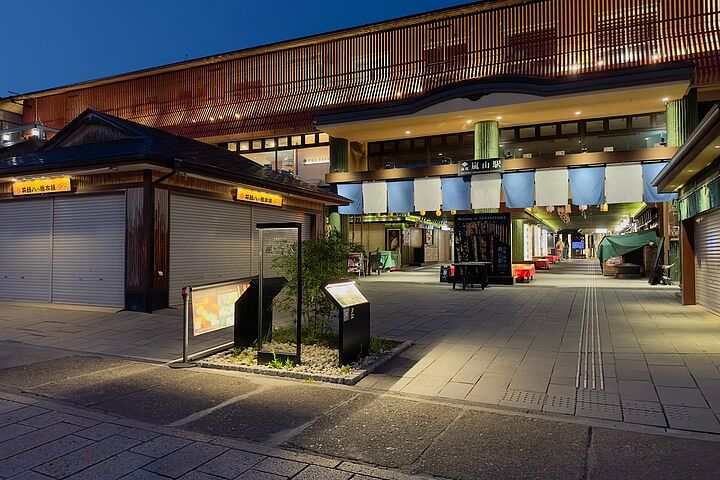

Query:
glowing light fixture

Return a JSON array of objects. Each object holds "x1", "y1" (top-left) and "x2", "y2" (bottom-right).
[
  {"x1": 451, "y1": 209, "x2": 457, "y2": 215},
  {"x1": 405, "y1": 130, "x2": 411, "y2": 135},
  {"x1": 420, "y1": 210, "x2": 426, "y2": 216},
  {"x1": 662, "y1": 97, "x2": 669, "y2": 103},
  {"x1": 435, "y1": 209, "x2": 442, "y2": 217},
  {"x1": 574, "y1": 111, "x2": 581, "y2": 115},
  {"x1": 496, "y1": 116, "x2": 502, "y2": 120},
  {"x1": 600, "y1": 203, "x2": 609, "y2": 212}
]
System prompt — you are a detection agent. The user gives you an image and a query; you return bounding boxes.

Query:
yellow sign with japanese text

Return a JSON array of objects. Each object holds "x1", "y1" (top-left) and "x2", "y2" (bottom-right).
[
  {"x1": 236, "y1": 187, "x2": 283, "y2": 207},
  {"x1": 13, "y1": 177, "x2": 71, "y2": 196}
]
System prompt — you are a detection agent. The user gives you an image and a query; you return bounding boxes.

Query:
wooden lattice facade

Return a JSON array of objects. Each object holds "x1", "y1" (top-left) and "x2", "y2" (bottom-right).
[{"x1": 21, "y1": 0, "x2": 720, "y2": 138}]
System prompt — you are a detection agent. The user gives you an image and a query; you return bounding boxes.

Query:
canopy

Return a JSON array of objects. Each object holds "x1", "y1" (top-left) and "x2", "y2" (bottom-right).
[{"x1": 597, "y1": 230, "x2": 659, "y2": 265}]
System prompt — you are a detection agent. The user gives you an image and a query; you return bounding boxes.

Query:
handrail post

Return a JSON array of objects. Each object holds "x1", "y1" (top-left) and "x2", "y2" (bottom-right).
[{"x1": 169, "y1": 286, "x2": 197, "y2": 368}]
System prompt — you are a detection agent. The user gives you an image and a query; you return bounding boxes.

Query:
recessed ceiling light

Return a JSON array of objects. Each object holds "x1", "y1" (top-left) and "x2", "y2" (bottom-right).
[
  {"x1": 688, "y1": 169, "x2": 694, "y2": 173},
  {"x1": 715, "y1": 145, "x2": 720, "y2": 149},
  {"x1": 496, "y1": 116, "x2": 502, "y2": 120},
  {"x1": 662, "y1": 97, "x2": 669, "y2": 102},
  {"x1": 405, "y1": 130, "x2": 411, "y2": 135},
  {"x1": 574, "y1": 111, "x2": 581, "y2": 115},
  {"x1": 466, "y1": 119, "x2": 473, "y2": 124}
]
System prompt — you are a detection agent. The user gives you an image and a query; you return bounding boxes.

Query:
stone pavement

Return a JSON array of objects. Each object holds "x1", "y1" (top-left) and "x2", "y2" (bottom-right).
[
  {"x1": 1, "y1": 351, "x2": 720, "y2": 479},
  {"x1": 358, "y1": 260, "x2": 720, "y2": 434},
  {"x1": 0, "y1": 388, "x2": 426, "y2": 480}
]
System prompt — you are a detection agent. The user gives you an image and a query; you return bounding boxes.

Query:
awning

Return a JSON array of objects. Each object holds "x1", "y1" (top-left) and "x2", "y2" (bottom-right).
[
  {"x1": 471, "y1": 173, "x2": 501, "y2": 209},
  {"x1": 441, "y1": 176, "x2": 471, "y2": 211},
  {"x1": 597, "y1": 230, "x2": 659, "y2": 265},
  {"x1": 387, "y1": 180, "x2": 414, "y2": 213},
  {"x1": 502, "y1": 171, "x2": 535, "y2": 208},
  {"x1": 414, "y1": 177, "x2": 442, "y2": 211},
  {"x1": 643, "y1": 162, "x2": 678, "y2": 203},
  {"x1": 569, "y1": 166, "x2": 606, "y2": 205},
  {"x1": 535, "y1": 168, "x2": 569, "y2": 206},
  {"x1": 362, "y1": 181, "x2": 387, "y2": 213},
  {"x1": 605, "y1": 164, "x2": 643, "y2": 204},
  {"x1": 337, "y1": 183, "x2": 363, "y2": 214}
]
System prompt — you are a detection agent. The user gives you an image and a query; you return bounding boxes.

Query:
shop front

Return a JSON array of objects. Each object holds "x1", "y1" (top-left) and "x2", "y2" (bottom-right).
[{"x1": 0, "y1": 110, "x2": 347, "y2": 312}]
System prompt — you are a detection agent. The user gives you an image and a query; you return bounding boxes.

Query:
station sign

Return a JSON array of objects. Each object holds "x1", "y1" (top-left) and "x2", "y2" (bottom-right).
[
  {"x1": 458, "y1": 158, "x2": 504, "y2": 176},
  {"x1": 13, "y1": 177, "x2": 71, "y2": 196},
  {"x1": 236, "y1": 187, "x2": 283, "y2": 207}
]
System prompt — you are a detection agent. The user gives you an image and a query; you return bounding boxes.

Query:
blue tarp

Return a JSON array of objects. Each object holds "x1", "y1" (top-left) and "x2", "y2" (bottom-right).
[
  {"x1": 387, "y1": 180, "x2": 414, "y2": 213},
  {"x1": 643, "y1": 162, "x2": 678, "y2": 203},
  {"x1": 569, "y1": 166, "x2": 606, "y2": 205},
  {"x1": 502, "y1": 171, "x2": 535, "y2": 208},
  {"x1": 337, "y1": 183, "x2": 363, "y2": 214},
  {"x1": 441, "y1": 176, "x2": 471, "y2": 211}
]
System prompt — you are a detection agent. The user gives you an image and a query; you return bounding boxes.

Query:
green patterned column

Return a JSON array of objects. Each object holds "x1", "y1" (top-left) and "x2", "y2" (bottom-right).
[
  {"x1": 330, "y1": 137, "x2": 349, "y2": 173},
  {"x1": 511, "y1": 219, "x2": 525, "y2": 263},
  {"x1": 667, "y1": 90, "x2": 698, "y2": 147},
  {"x1": 474, "y1": 121, "x2": 500, "y2": 160}
]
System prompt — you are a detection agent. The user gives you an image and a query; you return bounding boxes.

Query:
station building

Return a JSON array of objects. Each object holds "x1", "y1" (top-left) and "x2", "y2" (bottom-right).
[{"x1": 1, "y1": 0, "x2": 719, "y2": 312}]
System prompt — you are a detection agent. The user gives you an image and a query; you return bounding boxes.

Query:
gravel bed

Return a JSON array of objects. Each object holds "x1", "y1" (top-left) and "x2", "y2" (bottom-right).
[{"x1": 197, "y1": 339, "x2": 413, "y2": 385}]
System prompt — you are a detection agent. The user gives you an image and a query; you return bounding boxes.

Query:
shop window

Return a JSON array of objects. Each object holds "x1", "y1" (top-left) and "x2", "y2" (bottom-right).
[
  {"x1": 384, "y1": 142, "x2": 396, "y2": 152},
  {"x1": 462, "y1": 132, "x2": 474, "y2": 144},
  {"x1": 413, "y1": 138, "x2": 426, "y2": 150},
  {"x1": 500, "y1": 129, "x2": 515, "y2": 142},
  {"x1": 430, "y1": 136, "x2": 443, "y2": 147},
  {"x1": 239, "y1": 141, "x2": 250, "y2": 151},
  {"x1": 632, "y1": 115, "x2": 652, "y2": 129},
  {"x1": 264, "y1": 138, "x2": 276, "y2": 149},
  {"x1": 608, "y1": 118, "x2": 627, "y2": 130},
  {"x1": 655, "y1": 113, "x2": 666, "y2": 127},
  {"x1": 304, "y1": 134, "x2": 316, "y2": 145},
  {"x1": 252, "y1": 140, "x2": 262, "y2": 150},
  {"x1": 291, "y1": 135, "x2": 302, "y2": 146},
  {"x1": 446, "y1": 134, "x2": 460, "y2": 145},
  {"x1": 318, "y1": 133, "x2": 329, "y2": 143},
  {"x1": 398, "y1": 140, "x2": 412, "y2": 152},
  {"x1": 227, "y1": 142, "x2": 237, "y2": 152},
  {"x1": 278, "y1": 137, "x2": 288, "y2": 147},
  {"x1": 540, "y1": 125, "x2": 557, "y2": 137},
  {"x1": 519, "y1": 127, "x2": 536, "y2": 139},
  {"x1": 368, "y1": 143, "x2": 382, "y2": 154},
  {"x1": 278, "y1": 150, "x2": 295, "y2": 174},
  {"x1": 586, "y1": 120, "x2": 604, "y2": 133},
  {"x1": 561, "y1": 123, "x2": 578, "y2": 135}
]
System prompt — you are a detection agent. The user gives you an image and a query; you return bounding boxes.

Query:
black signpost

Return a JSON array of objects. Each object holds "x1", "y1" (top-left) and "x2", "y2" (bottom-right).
[{"x1": 323, "y1": 280, "x2": 371, "y2": 365}]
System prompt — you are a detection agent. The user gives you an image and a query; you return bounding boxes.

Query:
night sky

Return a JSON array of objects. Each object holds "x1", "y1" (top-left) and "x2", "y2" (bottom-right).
[{"x1": 3, "y1": 0, "x2": 474, "y2": 96}]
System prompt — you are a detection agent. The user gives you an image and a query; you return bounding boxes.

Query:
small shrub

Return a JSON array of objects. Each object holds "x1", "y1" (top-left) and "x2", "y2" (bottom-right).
[
  {"x1": 267, "y1": 351, "x2": 284, "y2": 369},
  {"x1": 369, "y1": 337, "x2": 397, "y2": 354},
  {"x1": 340, "y1": 364, "x2": 352, "y2": 375}
]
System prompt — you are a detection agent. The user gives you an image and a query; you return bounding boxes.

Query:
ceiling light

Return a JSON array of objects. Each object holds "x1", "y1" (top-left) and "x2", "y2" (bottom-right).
[
  {"x1": 574, "y1": 111, "x2": 581, "y2": 115},
  {"x1": 662, "y1": 97, "x2": 669, "y2": 102},
  {"x1": 405, "y1": 130, "x2": 411, "y2": 135},
  {"x1": 466, "y1": 119, "x2": 473, "y2": 124},
  {"x1": 715, "y1": 145, "x2": 720, "y2": 149},
  {"x1": 496, "y1": 116, "x2": 502, "y2": 120}
]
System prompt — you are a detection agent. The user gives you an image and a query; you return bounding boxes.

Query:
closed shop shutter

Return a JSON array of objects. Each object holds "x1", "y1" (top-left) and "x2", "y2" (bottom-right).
[
  {"x1": 695, "y1": 208, "x2": 720, "y2": 315},
  {"x1": 251, "y1": 206, "x2": 313, "y2": 276},
  {"x1": 0, "y1": 199, "x2": 52, "y2": 302},
  {"x1": 169, "y1": 195, "x2": 253, "y2": 305},
  {"x1": 51, "y1": 194, "x2": 126, "y2": 307}
]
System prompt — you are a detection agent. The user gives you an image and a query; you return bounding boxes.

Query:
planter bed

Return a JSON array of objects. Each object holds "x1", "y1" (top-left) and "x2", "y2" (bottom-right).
[{"x1": 197, "y1": 338, "x2": 413, "y2": 385}]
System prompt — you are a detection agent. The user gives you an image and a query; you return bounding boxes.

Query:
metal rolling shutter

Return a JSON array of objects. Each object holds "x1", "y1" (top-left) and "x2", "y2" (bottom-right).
[
  {"x1": 251, "y1": 206, "x2": 313, "y2": 276},
  {"x1": 169, "y1": 195, "x2": 253, "y2": 305},
  {"x1": 695, "y1": 208, "x2": 720, "y2": 315},
  {"x1": 0, "y1": 199, "x2": 52, "y2": 302},
  {"x1": 51, "y1": 194, "x2": 126, "y2": 307}
]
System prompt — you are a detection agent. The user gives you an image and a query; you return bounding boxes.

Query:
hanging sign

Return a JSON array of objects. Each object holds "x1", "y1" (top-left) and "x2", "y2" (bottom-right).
[
  {"x1": 458, "y1": 158, "x2": 504, "y2": 176},
  {"x1": 13, "y1": 177, "x2": 71, "y2": 196},
  {"x1": 236, "y1": 187, "x2": 283, "y2": 207}
]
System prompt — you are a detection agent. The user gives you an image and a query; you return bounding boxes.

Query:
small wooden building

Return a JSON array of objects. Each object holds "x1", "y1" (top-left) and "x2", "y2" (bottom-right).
[{"x1": 0, "y1": 109, "x2": 348, "y2": 312}]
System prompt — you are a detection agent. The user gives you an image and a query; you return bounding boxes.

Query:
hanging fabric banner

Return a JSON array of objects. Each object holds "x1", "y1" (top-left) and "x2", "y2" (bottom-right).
[
  {"x1": 502, "y1": 171, "x2": 535, "y2": 208},
  {"x1": 605, "y1": 164, "x2": 643, "y2": 204},
  {"x1": 414, "y1": 177, "x2": 442, "y2": 211},
  {"x1": 362, "y1": 181, "x2": 387, "y2": 214},
  {"x1": 642, "y1": 162, "x2": 679, "y2": 203},
  {"x1": 471, "y1": 173, "x2": 501, "y2": 209},
  {"x1": 387, "y1": 180, "x2": 414, "y2": 213},
  {"x1": 535, "y1": 168, "x2": 569, "y2": 206},
  {"x1": 441, "y1": 176, "x2": 471, "y2": 211},
  {"x1": 569, "y1": 166, "x2": 606, "y2": 205},
  {"x1": 337, "y1": 183, "x2": 363, "y2": 215}
]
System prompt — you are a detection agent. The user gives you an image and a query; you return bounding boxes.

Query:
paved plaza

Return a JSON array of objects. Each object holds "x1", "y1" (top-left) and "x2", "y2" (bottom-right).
[
  {"x1": 0, "y1": 271, "x2": 718, "y2": 480},
  {"x1": 360, "y1": 260, "x2": 720, "y2": 434}
]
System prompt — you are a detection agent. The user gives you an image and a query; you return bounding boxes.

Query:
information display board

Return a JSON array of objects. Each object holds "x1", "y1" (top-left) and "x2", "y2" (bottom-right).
[
  {"x1": 454, "y1": 213, "x2": 512, "y2": 283},
  {"x1": 324, "y1": 281, "x2": 368, "y2": 308},
  {"x1": 191, "y1": 280, "x2": 251, "y2": 336}
]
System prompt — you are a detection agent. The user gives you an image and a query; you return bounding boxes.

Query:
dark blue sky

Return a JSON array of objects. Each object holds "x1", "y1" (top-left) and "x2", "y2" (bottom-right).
[{"x1": 3, "y1": 0, "x2": 473, "y2": 96}]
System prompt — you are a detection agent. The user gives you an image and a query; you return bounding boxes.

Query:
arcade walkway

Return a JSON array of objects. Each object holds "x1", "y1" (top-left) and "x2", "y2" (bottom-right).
[{"x1": 359, "y1": 260, "x2": 720, "y2": 433}]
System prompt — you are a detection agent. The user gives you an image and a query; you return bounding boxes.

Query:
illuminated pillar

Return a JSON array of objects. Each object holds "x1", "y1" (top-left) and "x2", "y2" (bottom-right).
[
  {"x1": 666, "y1": 90, "x2": 698, "y2": 147},
  {"x1": 474, "y1": 121, "x2": 500, "y2": 160}
]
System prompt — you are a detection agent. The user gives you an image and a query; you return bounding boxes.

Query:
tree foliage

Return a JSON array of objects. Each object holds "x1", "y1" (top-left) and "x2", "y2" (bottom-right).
[{"x1": 271, "y1": 230, "x2": 354, "y2": 336}]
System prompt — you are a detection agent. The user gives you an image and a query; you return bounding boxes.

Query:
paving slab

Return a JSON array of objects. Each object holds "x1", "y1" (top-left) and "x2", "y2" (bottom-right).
[
  {"x1": 0, "y1": 355, "x2": 128, "y2": 389},
  {"x1": 289, "y1": 394, "x2": 461, "y2": 469},
  {"x1": 187, "y1": 385, "x2": 356, "y2": 443},
  {"x1": 587, "y1": 427, "x2": 720, "y2": 479},
  {"x1": 413, "y1": 410, "x2": 588, "y2": 480},
  {"x1": 95, "y1": 371, "x2": 260, "y2": 425}
]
